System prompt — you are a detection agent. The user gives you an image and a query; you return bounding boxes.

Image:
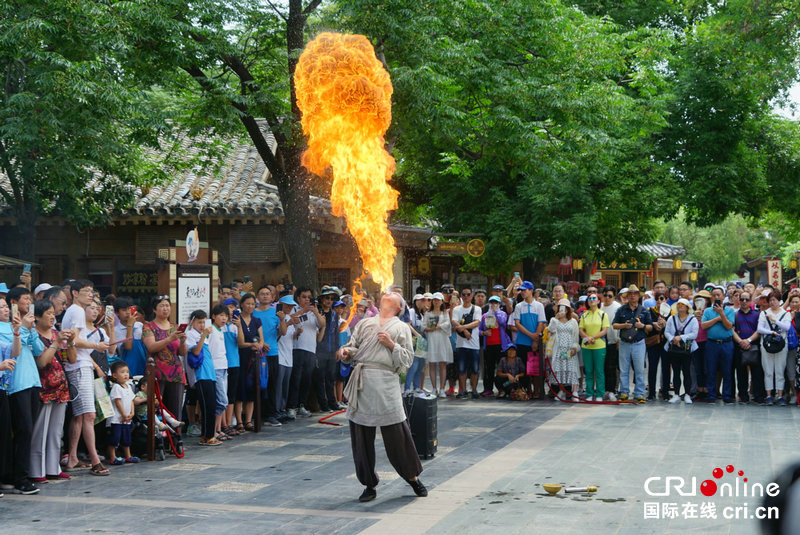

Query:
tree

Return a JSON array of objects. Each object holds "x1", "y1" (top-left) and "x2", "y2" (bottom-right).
[
  {"x1": 116, "y1": 0, "x2": 330, "y2": 289},
  {"x1": 338, "y1": 0, "x2": 676, "y2": 277},
  {"x1": 583, "y1": 0, "x2": 800, "y2": 226},
  {"x1": 0, "y1": 0, "x2": 175, "y2": 261}
]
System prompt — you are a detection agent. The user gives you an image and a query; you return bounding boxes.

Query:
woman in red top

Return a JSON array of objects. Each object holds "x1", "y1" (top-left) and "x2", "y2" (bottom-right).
[
  {"x1": 31, "y1": 299, "x2": 76, "y2": 482},
  {"x1": 142, "y1": 296, "x2": 187, "y2": 419}
]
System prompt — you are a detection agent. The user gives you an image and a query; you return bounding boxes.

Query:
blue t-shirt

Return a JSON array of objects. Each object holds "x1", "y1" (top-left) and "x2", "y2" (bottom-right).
[
  {"x1": 253, "y1": 308, "x2": 279, "y2": 357},
  {"x1": 223, "y1": 323, "x2": 240, "y2": 368},
  {"x1": 0, "y1": 321, "x2": 12, "y2": 343},
  {"x1": 702, "y1": 306, "x2": 736, "y2": 340},
  {"x1": 7, "y1": 327, "x2": 44, "y2": 394},
  {"x1": 0, "y1": 340, "x2": 11, "y2": 390},
  {"x1": 512, "y1": 300, "x2": 546, "y2": 347},
  {"x1": 186, "y1": 329, "x2": 216, "y2": 382}
]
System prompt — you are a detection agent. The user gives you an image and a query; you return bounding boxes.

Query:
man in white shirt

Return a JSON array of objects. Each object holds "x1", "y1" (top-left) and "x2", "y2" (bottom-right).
[
  {"x1": 451, "y1": 288, "x2": 482, "y2": 399},
  {"x1": 600, "y1": 286, "x2": 621, "y2": 401},
  {"x1": 286, "y1": 287, "x2": 325, "y2": 418},
  {"x1": 61, "y1": 279, "x2": 110, "y2": 474}
]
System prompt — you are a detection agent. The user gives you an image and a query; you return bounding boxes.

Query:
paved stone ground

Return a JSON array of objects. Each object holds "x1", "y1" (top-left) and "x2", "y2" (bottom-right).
[{"x1": 1, "y1": 396, "x2": 799, "y2": 534}]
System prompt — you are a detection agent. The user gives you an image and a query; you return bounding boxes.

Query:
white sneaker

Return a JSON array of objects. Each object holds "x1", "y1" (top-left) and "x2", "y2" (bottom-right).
[
  {"x1": 585, "y1": 396, "x2": 594, "y2": 402},
  {"x1": 438, "y1": 390, "x2": 446, "y2": 399},
  {"x1": 557, "y1": 391, "x2": 566, "y2": 400},
  {"x1": 684, "y1": 394, "x2": 693, "y2": 404},
  {"x1": 668, "y1": 394, "x2": 681, "y2": 404}
]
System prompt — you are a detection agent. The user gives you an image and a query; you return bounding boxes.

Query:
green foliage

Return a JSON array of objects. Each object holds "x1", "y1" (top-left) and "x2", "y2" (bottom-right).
[
  {"x1": 659, "y1": 0, "x2": 800, "y2": 225},
  {"x1": 0, "y1": 0, "x2": 178, "y2": 230},
  {"x1": 659, "y1": 210, "x2": 796, "y2": 281},
  {"x1": 338, "y1": 0, "x2": 677, "y2": 275}
]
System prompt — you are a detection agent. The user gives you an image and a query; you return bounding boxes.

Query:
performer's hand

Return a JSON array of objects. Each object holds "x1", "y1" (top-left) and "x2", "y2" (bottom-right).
[
  {"x1": 377, "y1": 331, "x2": 395, "y2": 351},
  {"x1": 336, "y1": 347, "x2": 351, "y2": 361}
]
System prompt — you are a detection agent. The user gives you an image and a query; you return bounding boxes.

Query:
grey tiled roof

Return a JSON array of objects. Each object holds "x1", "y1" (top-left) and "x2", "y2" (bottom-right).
[
  {"x1": 126, "y1": 123, "x2": 332, "y2": 218},
  {"x1": 638, "y1": 241, "x2": 685, "y2": 258},
  {"x1": 0, "y1": 120, "x2": 332, "y2": 219}
]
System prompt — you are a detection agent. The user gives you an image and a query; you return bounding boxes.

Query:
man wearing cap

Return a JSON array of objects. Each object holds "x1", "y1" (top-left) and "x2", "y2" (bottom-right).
[
  {"x1": 287, "y1": 287, "x2": 326, "y2": 419},
  {"x1": 612, "y1": 285, "x2": 652, "y2": 403},
  {"x1": 510, "y1": 281, "x2": 547, "y2": 399},
  {"x1": 33, "y1": 283, "x2": 52, "y2": 301},
  {"x1": 701, "y1": 286, "x2": 736, "y2": 403},
  {"x1": 251, "y1": 285, "x2": 282, "y2": 425},
  {"x1": 276, "y1": 295, "x2": 300, "y2": 421},
  {"x1": 600, "y1": 286, "x2": 620, "y2": 400},
  {"x1": 337, "y1": 292, "x2": 426, "y2": 502},
  {"x1": 488, "y1": 285, "x2": 511, "y2": 314},
  {"x1": 480, "y1": 295, "x2": 512, "y2": 396},
  {"x1": 314, "y1": 286, "x2": 342, "y2": 413}
]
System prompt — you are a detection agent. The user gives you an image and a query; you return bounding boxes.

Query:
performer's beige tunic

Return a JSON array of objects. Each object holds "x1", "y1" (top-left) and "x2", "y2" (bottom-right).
[{"x1": 342, "y1": 316, "x2": 414, "y2": 427}]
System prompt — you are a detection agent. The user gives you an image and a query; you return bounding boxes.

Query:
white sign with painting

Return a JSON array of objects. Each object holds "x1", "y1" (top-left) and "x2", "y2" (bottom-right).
[{"x1": 178, "y1": 276, "x2": 210, "y2": 324}]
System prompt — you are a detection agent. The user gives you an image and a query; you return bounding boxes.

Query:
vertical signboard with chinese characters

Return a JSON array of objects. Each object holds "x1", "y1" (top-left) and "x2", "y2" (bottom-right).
[
  {"x1": 177, "y1": 273, "x2": 210, "y2": 324},
  {"x1": 767, "y1": 259, "x2": 782, "y2": 289}
]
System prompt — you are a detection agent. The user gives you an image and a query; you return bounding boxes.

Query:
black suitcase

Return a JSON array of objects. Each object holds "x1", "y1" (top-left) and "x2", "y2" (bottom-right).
[{"x1": 403, "y1": 393, "x2": 437, "y2": 459}]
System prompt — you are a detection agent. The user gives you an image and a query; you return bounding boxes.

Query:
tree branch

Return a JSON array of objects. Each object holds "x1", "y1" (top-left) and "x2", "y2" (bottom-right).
[
  {"x1": 265, "y1": 0, "x2": 288, "y2": 22},
  {"x1": 182, "y1": 66, "x2": 282, "y2": 177},
  {"x1": 302, "y1": 0, "x2": 323, "y2": 16},
  {"x1": 0, "y1": 140, "x2": 22, "y2": 206}
]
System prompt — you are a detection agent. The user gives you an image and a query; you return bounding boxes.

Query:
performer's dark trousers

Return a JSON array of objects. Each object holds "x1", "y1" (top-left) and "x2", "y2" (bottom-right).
[{"x1": 349, "y1": 419, "x2": 422, "y2": 488}]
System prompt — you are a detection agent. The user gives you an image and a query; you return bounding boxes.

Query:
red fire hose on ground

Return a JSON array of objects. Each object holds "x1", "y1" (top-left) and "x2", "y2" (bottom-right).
[{"x1": 318, "y1": 409, "x2": 346, "y2": 426}]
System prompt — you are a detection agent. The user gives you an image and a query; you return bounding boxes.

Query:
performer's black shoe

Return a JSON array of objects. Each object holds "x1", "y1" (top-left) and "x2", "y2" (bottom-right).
[
  {"x1": 408, "y1": 478, "x2": 428, "y2": 497},
  {"x1": 359, "y1": 487, "x2": 377, "y2": 502}
]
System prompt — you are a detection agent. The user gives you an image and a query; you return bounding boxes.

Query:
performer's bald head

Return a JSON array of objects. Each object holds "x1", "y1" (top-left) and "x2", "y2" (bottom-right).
[{"x1": 380, "y1": 292, "x2": 404, "y2": 317}]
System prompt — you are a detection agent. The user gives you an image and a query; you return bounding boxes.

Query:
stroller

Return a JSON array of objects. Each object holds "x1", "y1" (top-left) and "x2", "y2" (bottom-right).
[{"x1": 129, "y1": 378, "x2": 184, "y2": 461}]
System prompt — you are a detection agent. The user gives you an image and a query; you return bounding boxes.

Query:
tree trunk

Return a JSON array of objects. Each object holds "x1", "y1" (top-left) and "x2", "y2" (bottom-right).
[
  {"x1": 15, "y1": 207, "x2": 37, "y2": 263},
  {"x1": 272, "y1": 146, "x2": 319, "y2": 290},
  {"x1": 522, "y1": 258, "x2": 546, "y2": 285}
]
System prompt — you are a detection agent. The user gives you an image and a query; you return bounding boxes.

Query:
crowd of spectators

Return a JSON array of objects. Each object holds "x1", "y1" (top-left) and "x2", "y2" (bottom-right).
[{"x1": 1, "y1": 270, "x2": 796, "y2": 498}]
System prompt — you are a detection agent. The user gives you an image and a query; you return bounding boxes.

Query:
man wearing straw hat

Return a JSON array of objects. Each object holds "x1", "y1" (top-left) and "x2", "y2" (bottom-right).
[{"x1": 612, "y1": 284, "x2": 653, "y2": 403}]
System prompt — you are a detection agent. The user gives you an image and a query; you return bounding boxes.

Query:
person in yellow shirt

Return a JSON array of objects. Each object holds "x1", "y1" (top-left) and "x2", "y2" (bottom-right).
[{"x1": 578, "y1": 294, "x2": 610, "y2": 401}]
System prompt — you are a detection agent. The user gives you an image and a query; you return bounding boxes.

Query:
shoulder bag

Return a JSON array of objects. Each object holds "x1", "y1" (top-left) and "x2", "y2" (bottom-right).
[
  {"x1": 762, "y1": 312, "x2": 787, "y2": 354},
  {"x1": 667, "y1": 315, "x2": 694, "y2": 356}
]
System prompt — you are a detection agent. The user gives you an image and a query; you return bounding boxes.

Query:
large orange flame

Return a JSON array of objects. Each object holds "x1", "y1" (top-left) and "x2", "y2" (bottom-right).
[{"x1": 295, "y1": 32, "x2": 398, "y2": 290}]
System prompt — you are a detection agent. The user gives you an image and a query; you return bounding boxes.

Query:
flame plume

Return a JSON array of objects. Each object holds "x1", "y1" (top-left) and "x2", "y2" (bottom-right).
[{"x1": 295, "y1": 32, "x2": 398, "y2": 290}]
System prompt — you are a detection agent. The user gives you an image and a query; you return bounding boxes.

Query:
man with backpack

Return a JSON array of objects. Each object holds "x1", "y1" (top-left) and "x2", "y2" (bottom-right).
[{"x1": 452, "y1": 288, "x2": 482, "y2": 398}]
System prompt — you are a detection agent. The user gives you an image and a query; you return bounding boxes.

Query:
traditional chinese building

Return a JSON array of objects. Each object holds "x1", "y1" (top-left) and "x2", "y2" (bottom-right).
[{"x1": 0, "y1": 123, "x2": 432, "y2": 303}]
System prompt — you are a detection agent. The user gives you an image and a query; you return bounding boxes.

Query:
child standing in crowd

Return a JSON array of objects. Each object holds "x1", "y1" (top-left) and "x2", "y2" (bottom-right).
[
  {"x1": 185, "y1": 310, "x2": 220, "y2": 446},
  {"x1": 208, "y1": 304, "x2": 229, "y2": 439},
  {"x1": 221, "y1": 299, "x2": 242, "y2": 434},
  {"x1": 114, "y1": 297, "x2": 146, "y2": 377},
  {"x1": 276, "y1": 295, "x2": 299, "y2": 421},
  {"x1": 107, "y1": 362, "x2": 138, "y2": 465},
  {"x1": 333, "y1": 299, "x2": 350, "y2": 406}
]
